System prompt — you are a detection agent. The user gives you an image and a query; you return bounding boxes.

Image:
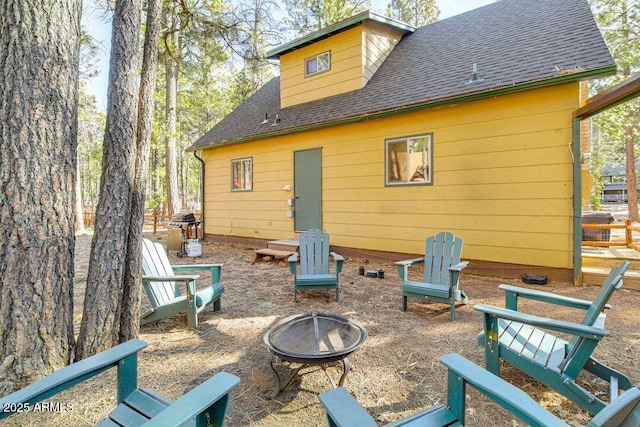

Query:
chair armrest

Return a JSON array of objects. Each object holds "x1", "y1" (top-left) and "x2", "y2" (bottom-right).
[
  {"x1": 172, "y1": 264, "x2": 223, "y2": 270},
  {"x1": 449, "y1": 261, "x2": 468, "y2": 272},
  {"x1": 288, "y1": 253, "x2": 299, "y2": 274},
  {"x1": 142, "y1": 275, "x2": 199, "y2": 282},
  {"x1": 142, "y1": 372, "x2": 240, "y2": 427},
  {"x1": 498, "y1": 284, "x2": 602, "y2": 311},
  {"x1": 330, "y1": 252, "x2": 344, "y2": 262},
  {"x1": 474, "y1": 304, "x2": 609, "y2": 339},
  {"x1": 395, "y1": 257, "x2": 424, "y2": 267},
  {"x1": 395, "y1": 258, "x2": 424, "y2": 280},
  {"x1": 330, "y1": 252, "x2": 345, "y2": 274},
  {"x1": 0, "y1": 339, "x2": 147, "y2": 419},
  {"x1": 439, "y1": 353, "x2": 568, "y2": 427},
  {"x1": 318, "y1": 387, "x2": 377, "y2": 427},
  {"x1": 172, "y1": 264, "x2": 223, "y2": 284}
]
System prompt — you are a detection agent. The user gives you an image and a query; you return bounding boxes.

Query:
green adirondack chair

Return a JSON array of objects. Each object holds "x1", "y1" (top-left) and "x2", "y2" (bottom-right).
[
  {"x1": 288, "y1": 228, "x2": 344, "y2": 302},
  {"x1": 395, "y1": 231, "x2": 468, "y2": 321},
  {"x1": 141, "y1": 238, "x2": 225, "y2": 329},
  {"x1": 0, "y1": 339, "x2": 240, "y2": 426},
  {"x1": 319, "y1": 353, "x2": 640, "y2": 427},
  {"x1": 475, "y1": 260, "x2": 631, "y2": 414}
]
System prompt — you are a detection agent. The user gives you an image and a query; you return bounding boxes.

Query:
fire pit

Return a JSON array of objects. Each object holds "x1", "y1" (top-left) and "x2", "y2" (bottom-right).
[{"x1": 263, "y1": 312, "x2": 367, "y2": 398}]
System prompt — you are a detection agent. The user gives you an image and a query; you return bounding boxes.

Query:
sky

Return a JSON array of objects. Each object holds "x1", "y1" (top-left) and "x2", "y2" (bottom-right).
[{"x1": 83, "y1": 0, "x2": 496, "y2": 111}]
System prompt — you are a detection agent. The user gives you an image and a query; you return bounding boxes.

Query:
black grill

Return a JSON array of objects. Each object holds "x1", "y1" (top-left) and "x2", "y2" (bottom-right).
[
  {"x1": 168, "y1": 212, "x2": 201, "y2": 257},
  {"x1": 170, "y1": 212, "x2": 196, "y2": 223}
]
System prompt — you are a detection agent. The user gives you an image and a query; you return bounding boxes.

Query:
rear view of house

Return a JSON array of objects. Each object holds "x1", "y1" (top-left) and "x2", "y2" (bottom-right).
[{"x1": 188, "y1": 0, "x2": 616, "y2": 282}]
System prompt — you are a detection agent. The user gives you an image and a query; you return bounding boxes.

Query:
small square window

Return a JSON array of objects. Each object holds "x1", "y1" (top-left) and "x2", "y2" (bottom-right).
[
  {"x1": 385, "y1": 134, "x2": 433, "y2": 186},
  {"x1": 306, "y1": 58, "x2": 318, "y2": 75},
  {"x1": 305, "y1": 51, "x2": 331, "y2": 77},
  {"x1": 231, "y1": 157, "x2": 252, "y2": 191}
]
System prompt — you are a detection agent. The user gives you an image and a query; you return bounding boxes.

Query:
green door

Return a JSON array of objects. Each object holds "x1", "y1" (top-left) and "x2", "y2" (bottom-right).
[{"x1": 294, "y1": 148, "x2": 322, "y2": 231}]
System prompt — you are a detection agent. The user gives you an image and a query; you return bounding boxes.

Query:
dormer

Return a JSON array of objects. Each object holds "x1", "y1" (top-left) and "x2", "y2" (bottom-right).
[{"x1": 267, "y1": 11, "x2": 415, "y2": 108}]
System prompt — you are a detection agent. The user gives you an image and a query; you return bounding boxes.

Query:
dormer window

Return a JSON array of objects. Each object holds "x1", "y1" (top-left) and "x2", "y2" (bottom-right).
[
  {"x1": 268, "y1": 12, "x2": 415, "y2": 107},
  {"x1": 305, "y1": 51, "x2": 331, "y2": 77}
]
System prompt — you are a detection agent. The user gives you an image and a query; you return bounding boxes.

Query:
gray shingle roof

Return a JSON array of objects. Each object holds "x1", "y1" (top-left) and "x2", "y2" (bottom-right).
[{"x1": 189, "y1": 0, "x2": 614, "y2": 151}]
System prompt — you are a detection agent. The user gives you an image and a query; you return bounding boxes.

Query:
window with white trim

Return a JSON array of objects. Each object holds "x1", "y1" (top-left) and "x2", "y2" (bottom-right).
[
  {"x1": 305, "y1": 51, "x2": 331, "y2": 77},
  {"x1": 385, "y1": 134, "x2": 433, "y2": 185},
  {"x1": 231, "y1": 157, "x2": 252, "y2": 191}
]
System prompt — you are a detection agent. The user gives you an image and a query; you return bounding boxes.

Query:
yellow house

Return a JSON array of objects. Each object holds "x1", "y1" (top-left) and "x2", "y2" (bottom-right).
[{"x1": 188, "y1": 0, "x2": 616, "y2": 282}]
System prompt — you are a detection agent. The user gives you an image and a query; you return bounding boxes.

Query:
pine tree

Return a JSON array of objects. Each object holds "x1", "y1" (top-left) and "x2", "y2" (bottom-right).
[
  {"x1": 386, "y1": 0, "x2": 439, "y2": 27},
  {"x1": 284, "y1": 0, "x2": 370, "y2": 34},
  {"x1": 0, "y1": 0, "x2": 81, "y2": 391},
  {"x1": 590, "y1": 0, "x2": 639, "y2": 219}
]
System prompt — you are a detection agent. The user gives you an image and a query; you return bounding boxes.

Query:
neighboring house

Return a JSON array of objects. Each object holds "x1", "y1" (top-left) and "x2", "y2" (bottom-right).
[
  {"x1": 598, "y1": 165, "x2": 640, "y2": 202},
  {"x1": 188, "y1": 0, "x2": 615, "y2": 282},
  {"x1": 602, "y1": 182, "x2": 640, "y2": 203},
  {"x1": 601, "y1": 164, "x2": 640, "y2": 183},
  {"x1": 601, "y1": 165, "x2": 628, "y2": 183}
]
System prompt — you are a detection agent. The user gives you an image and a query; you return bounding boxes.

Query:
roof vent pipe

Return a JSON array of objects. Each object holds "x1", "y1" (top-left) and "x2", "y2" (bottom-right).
[
  {"x1": 272, "y1": 114, "x2": 280, "y2": 126},
  {"x1": 261, "y1": 112, "x2": 269, "y2": 124},
  {"x1": 466, "y1": 63, "x2": 484, "y2": 84}
]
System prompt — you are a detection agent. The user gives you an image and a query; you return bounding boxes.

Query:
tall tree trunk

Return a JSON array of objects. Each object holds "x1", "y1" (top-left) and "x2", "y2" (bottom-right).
[
  {"x1": 180, "y1": 152, "x2": 188, "y2": 209},
  {"x1": 165, "y1": 39, "x2": 180, "y2": 215},
  {"x1": 75, "y1": 153, "x2": 86, "y2": 231},
  {"x1": 76, "y1": 0, "x2": 142, "y2": 359},
  {"x1": 119, "y1": 0, "x2": 162, "y2": 341},
  {"x1": 152, "y1": 147, "x2": 161, "y2": 211},
  {"x1": 0, "y1": 0, "x2": 81, "y2": 393}
]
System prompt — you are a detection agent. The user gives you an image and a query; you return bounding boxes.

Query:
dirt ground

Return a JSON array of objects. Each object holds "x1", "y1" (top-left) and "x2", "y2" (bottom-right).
[{"x1": 4, "y1": 232, "x2": 640, "y2": 426}]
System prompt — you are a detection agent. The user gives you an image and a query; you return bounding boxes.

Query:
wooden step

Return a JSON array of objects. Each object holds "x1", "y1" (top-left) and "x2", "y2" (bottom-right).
[
  {"x1": 582, "y1": 246, "x2": 640, "y2": 270},
  {"x1": 267, "y1": 239, "x2": 299, "y2": 252},
  {"x1": 582, "y1": 266, "x2": 640, "y2": 291},
  {"x1": 254, "y1": 248, "x2": 295, "y2": 262},
  {"x1": 582, "y1": 255, "x2": 640, "y2": 271}
]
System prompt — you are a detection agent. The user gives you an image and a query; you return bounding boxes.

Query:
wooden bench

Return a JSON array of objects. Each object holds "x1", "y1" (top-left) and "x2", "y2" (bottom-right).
[
  {"x1": 254, "y1": 248, "x2": 294, "y2": 262},
  {"x1": 0, "y1": 339, "x2": 240, "y2": 426}
]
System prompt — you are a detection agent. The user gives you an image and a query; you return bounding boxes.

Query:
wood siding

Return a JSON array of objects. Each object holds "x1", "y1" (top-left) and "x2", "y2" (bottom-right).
[
  {"x1": 279, "y1": 22, "x2": 405, "y2": 107},
  {"x1": 280, "y1": 26, "x2": 364, "y2": 108},
  {"x1": 362, "y1": 21, "x2": 404, "y2": 85},
  {"x1": 203, "y1": 83, "x2": 580, "y2": 270}
]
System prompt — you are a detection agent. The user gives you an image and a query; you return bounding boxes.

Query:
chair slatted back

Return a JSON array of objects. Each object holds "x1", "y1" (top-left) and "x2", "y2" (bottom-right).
[
  {"x1": 299, "y1": 228, "x2": 330, "y2": 275},
  {"x1": 423, "y1": 232, "x2": 463, "y2": 286},
  {"x1": 581, "y1": 261, "x2": 629, "y2": 328},
  {"x1": 562, "y1": 260, "x2": 629, "y2": 373},
  {"x1": 141, "y1": 239, "x2": 181, "y2": 307}
]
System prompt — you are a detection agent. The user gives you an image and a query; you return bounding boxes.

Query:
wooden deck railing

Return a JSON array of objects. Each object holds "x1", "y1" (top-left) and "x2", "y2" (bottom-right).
[
  {"x1": 83, "y1": 210, "x2": 95, "y2": 228},
  {"x1": 582, "y1": 219, "x2": 640, "y2": 251},
  {"x1": 145, "y1": 213, "x2": 173, "y2": 234},
  {"x1": 82, "y1": 211, "x2": 176, "y2": 234}
]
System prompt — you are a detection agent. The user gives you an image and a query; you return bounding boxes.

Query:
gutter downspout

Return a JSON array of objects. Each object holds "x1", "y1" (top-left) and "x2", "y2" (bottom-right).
[
  {"x1": 194, "y1": 150, "x2": 205, "y2": 241},
  {"x1": 572, "y1": 117, "x2": 582, "y2": 286}
]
